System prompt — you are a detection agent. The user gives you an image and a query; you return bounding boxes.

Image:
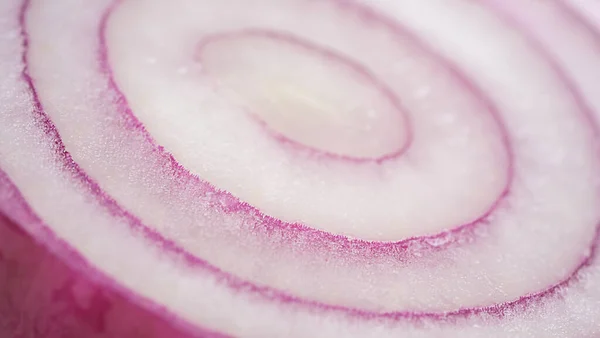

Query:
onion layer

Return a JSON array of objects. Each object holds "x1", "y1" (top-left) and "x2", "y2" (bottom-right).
[{"x1": 1, "y1": 0, "x2": 599, "y2": 337}]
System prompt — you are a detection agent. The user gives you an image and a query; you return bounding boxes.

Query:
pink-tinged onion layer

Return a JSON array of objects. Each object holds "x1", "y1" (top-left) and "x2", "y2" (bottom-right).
[{"x1": 0, "y1": 0, "x2": 599, "y2": 337}]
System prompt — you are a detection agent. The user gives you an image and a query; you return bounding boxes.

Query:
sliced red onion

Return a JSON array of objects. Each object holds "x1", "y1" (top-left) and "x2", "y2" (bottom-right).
[{"x1": 0, "y1": 0, "x2": 599, "y2": 336}]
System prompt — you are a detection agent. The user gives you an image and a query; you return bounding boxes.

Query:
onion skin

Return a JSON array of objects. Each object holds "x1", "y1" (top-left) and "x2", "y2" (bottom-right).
[
  {"x1": 1, "y1": 0, "x2": 600, "y2": 337},
  {"x1": 0, "y1": 215, "x2": 196, "y2": 338},
  {"x1": 0, "y1": 183, "x2": 224, "y2": 338}
]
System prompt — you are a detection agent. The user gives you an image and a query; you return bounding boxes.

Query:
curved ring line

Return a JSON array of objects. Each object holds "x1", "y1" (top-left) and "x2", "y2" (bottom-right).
[
  {"x1": 7, "y1": 0, "x2": 599, "y2": 331},
  {"x1": 98, "y1": 0, "x2": 514, "y2": 254},
  {"x1": 0, "y1": 171, "x2": 229, "y2": 338},
  {"x1": 194, "y1": 28, "x2": 414, "y2": 164},
  {"x1": 94, "y1": 0, "x2": 600, "y2": 317}
]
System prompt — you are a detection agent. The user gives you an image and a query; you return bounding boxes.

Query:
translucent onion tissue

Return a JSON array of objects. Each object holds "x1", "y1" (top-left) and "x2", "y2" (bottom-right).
[{"x1": 0, "y1": 0, "x2": 599, "y2": 337}]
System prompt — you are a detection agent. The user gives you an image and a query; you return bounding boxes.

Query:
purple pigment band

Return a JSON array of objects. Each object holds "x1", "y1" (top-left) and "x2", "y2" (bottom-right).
[
  {"x1": 3, "y1": 0, "x2": 599, "y2": 335},
  {"x1": 98, "y1": 0, "x2": 514, "y2": 256}
]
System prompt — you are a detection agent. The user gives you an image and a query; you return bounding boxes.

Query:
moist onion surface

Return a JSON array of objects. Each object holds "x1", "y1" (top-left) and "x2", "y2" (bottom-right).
[{"x1": 0, "y1": 0, "x2": 599, "y2": 337}]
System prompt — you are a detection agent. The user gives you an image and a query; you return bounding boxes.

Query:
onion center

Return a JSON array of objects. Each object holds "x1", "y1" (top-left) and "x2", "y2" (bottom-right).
[{"x1": 196, "y1": 29, "x2": 410, "y2": 160}]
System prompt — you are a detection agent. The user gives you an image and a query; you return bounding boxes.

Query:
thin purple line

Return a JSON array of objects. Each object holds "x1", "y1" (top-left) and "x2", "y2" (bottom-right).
[{"x1": 5, "y1": 0, "x2": 598, "y2": 333}]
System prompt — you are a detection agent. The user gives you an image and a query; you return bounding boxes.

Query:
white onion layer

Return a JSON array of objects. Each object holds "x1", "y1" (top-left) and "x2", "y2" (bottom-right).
[{"x1": 0, "y1": 0, "x2": 599, "y2": 337}]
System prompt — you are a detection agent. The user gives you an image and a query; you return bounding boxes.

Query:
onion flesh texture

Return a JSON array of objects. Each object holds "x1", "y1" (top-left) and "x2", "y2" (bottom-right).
[{"x1": 0, "y1": 0, "x2": 600, "y2": 337}]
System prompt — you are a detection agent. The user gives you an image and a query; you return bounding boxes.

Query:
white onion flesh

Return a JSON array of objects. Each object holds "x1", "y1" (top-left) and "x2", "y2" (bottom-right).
[{"x1": 0, "y1": 0, "x2": 599, "y2": 337}]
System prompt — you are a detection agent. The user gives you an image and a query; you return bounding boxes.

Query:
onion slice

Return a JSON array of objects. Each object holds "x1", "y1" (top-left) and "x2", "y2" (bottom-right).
[{"x1": 1, "y1": 0, "x2": 599, "y2": 337}]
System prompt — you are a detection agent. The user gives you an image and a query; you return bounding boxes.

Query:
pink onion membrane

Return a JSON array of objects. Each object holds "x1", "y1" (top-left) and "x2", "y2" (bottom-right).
[{"x1": 1, "y1": 0, "x2": 599, "y2": 337}]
